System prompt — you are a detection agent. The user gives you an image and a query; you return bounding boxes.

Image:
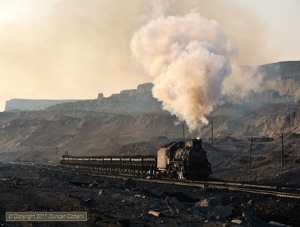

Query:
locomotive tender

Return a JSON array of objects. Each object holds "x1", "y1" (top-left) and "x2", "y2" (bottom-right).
[{"x1": 60, "y1": 138, "x2": 211, "y2": 180}]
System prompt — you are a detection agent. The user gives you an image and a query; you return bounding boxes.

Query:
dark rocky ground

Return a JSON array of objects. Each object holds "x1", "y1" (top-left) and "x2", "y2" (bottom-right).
[{"x1": 0, "y1": 162, "x2": 300, "y2": 227}]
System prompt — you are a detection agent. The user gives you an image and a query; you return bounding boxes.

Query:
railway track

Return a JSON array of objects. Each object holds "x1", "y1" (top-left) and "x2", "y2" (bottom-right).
[
  {"x1": 6, "y1": 162, "x2": 300, "y2": 199},
  {"x1": 134, "y1": 178, "x2": 300, "y2": 199}
]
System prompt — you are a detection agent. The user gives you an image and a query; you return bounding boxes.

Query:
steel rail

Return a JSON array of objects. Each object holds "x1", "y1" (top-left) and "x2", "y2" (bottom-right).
[{"x1": 136, "y1": 178, "x2": 300, "y2": 199}]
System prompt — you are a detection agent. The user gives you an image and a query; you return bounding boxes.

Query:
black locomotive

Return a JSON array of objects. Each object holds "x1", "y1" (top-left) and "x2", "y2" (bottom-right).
[
  {"x1": 157, "y1": 139, "x2": 211, "y2": 180},
  {"x1": 60, "y1": 138, "x2": 211, "y2": 180}
]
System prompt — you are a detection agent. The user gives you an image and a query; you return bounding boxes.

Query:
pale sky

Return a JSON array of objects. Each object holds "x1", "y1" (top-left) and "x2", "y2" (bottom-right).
[
  {"x1": 240, "y1": 0, "x2": 300, "y2": 62},
  {"x1": 0, "y1": 0, "x2": 299, "y2": 111}
]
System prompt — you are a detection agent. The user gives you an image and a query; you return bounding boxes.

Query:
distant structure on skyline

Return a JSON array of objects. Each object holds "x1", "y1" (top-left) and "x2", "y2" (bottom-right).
[{"x1": 5, "y1": 99, "x2": 80, "y2": 111}]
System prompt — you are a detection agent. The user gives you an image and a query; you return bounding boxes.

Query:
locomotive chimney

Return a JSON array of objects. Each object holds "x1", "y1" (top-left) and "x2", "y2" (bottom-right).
[{"x1": 195, "y1": 138, "x2": 202, "y2": 149}]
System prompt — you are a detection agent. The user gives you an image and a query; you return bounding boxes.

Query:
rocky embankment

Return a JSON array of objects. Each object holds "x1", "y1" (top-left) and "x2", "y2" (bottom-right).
[
  {"x1": 0, "y1": 163, "x2": 299, "y2": 226},
  {"x1": 0, "y1": 110, "x2": 184, "y2": 163}
]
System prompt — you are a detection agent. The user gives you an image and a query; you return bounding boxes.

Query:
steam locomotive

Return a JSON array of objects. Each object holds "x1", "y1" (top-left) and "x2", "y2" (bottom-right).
[
  {"x1": 60, "y1": 138, "x2": 211, "y2": 180},
  {"x1": 157, "y1": 138, "x2": 211, "y2": 180}
]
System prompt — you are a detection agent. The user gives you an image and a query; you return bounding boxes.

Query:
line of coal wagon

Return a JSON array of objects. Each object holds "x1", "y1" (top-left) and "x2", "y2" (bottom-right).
[{"x1": 60, "y1": 138, "x2": 212, "y2": 180}]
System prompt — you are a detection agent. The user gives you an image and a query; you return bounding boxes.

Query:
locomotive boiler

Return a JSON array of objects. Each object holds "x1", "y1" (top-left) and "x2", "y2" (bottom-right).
[
  {"x1": 60, "y1": 138, "x2": 211, "y2": 180},
  {"x1": 157, "y1": 138, "x2": 211, "y2": 180}
]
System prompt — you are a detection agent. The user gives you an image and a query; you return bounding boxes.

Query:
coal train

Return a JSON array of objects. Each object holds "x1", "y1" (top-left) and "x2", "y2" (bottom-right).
[{"x1": 60, "y1": 138, "x2": 212, "y2": 180}]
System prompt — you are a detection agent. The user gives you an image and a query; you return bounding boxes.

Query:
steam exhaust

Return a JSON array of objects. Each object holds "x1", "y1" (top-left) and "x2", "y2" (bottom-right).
[{"x1": 130, "y1": 12, "x2": 236, "y2": 133}]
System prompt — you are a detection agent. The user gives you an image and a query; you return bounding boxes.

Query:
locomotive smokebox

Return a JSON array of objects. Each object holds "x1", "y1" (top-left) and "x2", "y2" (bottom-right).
[{"x1": 185, "y1": 138, "x2": 202, "y2": 150}]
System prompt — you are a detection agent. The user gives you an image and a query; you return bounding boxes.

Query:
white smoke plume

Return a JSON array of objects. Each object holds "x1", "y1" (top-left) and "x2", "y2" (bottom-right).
[{"x1": 130, "y1": 12, "x2": 236, "y2": 132}]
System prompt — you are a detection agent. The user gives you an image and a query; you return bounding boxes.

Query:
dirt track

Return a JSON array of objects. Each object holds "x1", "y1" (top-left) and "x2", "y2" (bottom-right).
[{"x1": 1, "y1": 162, "x2": 300, "y2": 226}]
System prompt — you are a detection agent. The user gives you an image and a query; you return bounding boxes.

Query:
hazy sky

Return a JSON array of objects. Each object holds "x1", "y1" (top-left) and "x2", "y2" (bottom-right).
[{"x1": 0, "y1": 0, "x2": 299, "y2": 111}]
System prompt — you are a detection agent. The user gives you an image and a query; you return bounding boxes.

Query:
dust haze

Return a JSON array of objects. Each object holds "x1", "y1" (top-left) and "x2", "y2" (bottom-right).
[{"x1": 0, "y1": 0, "x2": 273, "y2": 111}]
